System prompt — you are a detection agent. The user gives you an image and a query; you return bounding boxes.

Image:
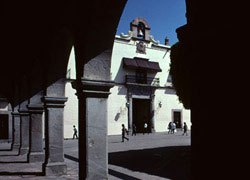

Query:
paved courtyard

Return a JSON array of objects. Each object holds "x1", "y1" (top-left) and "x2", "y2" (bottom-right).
[{"x1": 0, "y1": 130, "x2": 191, "y2": 180}]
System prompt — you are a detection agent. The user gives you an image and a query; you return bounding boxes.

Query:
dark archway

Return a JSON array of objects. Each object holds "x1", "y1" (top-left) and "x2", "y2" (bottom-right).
[{"x1": 1, "y1": 1, "x2": 127, "y2": 179}]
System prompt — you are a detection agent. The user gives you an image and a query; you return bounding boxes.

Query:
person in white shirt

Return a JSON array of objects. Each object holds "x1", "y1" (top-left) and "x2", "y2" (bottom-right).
[
  {"x1": 143, "y1": 122, "x2": 148, "y2": 135},
  {"x1": 171, "y1": 122, "x2": 176, "y2": 134}
]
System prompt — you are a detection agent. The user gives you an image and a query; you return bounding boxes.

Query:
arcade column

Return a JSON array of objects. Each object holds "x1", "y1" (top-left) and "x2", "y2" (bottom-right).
[
  {"x1": 72, "y1": 78, "x2": 114, "y2": 180},
  {"x1": 42, "y1": 96, "x2": 68, "y2": 175},
  {"x1": 27, "y1": 104, "x2": 44, "y2": 162},
  {"x1": 18, "y1": 108, "x2": 30, "y2": 155},
  {"x1": 150, "y1": 94, "x2": 155, "y2": 133},
  {"x1": 127, "y1": 93, "x2": 133, "y2": 133},
  {"x1": 11, "y1": 111, "x2": 21, "y2": 150}
]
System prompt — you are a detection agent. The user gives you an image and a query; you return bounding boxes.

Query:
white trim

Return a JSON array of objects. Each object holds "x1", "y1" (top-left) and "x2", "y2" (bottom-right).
[{"x1": 132, "y1": 95, "x2": 150, "y2": 99}]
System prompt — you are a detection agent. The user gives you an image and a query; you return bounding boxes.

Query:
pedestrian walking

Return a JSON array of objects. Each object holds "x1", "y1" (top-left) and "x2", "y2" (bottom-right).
[
  {"x1": 122, "y1": 124, "x2": 129, "y2": 142},
  {"x1": 168, "y1": 122, "x2": 172, "y2": 134},
  {"x1": 171, "y1": 122, "x2": 176, "y2": 134},
  {"x1": 73, "y1": 125, "x2": 78, "y2": 139},
  {"x1": 182, "y1": 122, "x2": 188, "y2": 136},
  {"x1": 143, "y1": 122, "x2": 148, "y2": 135},
  {"x1": 132, "y1": 123, "x2": 137, "y2": 136}
]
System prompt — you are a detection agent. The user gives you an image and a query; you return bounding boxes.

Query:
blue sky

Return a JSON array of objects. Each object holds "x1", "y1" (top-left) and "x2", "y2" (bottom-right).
[{"x1": 116, "y1": 0, "x2": 187, "y2": 46}]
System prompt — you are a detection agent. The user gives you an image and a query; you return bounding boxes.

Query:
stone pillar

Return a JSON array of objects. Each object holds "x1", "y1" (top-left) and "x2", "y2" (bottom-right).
[
  {"x1": 18, "y1": 109, "x2": 30, "y2": 155},
  {"x1": 11, "y1": 111, "x2": 21, "y2": 150},
  {"x1": 27, "y1": 104, "x2": 44, "y2": 162},
  {"x1": 150, "y1": 94, "x2": 155, "y2": 133},
  {"x1": 42, "y1": 96, "x2": 67, "y2": 175},
  {"x1": 128, "y1": 95, "x2": 133, "y2": 133},
  {"x1": 8, "y1": 111, "x2": 13, "y2": 143},
  {"x1": 72, "y1": 78, "x2": 114, "y2": 180}
]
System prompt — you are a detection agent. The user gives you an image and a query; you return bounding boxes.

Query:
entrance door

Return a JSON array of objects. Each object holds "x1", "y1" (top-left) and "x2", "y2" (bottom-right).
[
  {"x1": 173, "y1": 111, "x2": 182, "y2": 128},
  {"x1": 132, "y1": 98, "x2": 151, "y2": 133},
  {"x1": 0, "y1": 114, "x2": 9, "y2": 139}
]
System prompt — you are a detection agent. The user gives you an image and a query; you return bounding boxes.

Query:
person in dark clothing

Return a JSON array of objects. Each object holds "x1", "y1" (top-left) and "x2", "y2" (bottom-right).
[
  {"x1": 182, "y1": 122, "x2": 188, "y2": 136},
  {"x1": 168, "y1": 122, "x2": 172, "y2": 134},
  {"x1": 122, "y1": 124, "x2": 129, "y2": 142},
  {"x1": 132, "y1": 124, "x2": 137, "y2": 136},
  {"x1": 73, "y1": 125, "x2": 78, "y2": 139}
]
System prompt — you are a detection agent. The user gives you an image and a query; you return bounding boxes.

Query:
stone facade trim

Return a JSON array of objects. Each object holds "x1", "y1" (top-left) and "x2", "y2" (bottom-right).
[
  {"x1": 18, "y1": 110, "x2": 30, "y2": 115},
  {"x1": 27, "y1": 104, "x2": 44, "y2": 113},
  {"x1": 72, "y1": 78, "x2": 115, "y2": 98},
  {"x1": 42, "y1": 96, "x2": 68, "y2": 108}
]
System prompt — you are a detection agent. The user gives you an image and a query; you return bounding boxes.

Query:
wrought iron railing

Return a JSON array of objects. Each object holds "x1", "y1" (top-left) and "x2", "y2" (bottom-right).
[{"x1": 125, "y1": 75, "x2": 160, "y2": 86}]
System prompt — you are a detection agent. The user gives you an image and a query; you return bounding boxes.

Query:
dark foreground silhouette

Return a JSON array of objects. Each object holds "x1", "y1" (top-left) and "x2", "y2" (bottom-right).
[{"x1": 109, "y1": 146, "x2": 191, "y2": 180}]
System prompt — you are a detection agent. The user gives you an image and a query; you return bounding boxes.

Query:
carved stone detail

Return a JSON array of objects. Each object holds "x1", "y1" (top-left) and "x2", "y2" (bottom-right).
[
  {"x1": 149, "y1": 35, "x2": 160, "y2": 45},
  {"x1": 136, "y1": 41, "x2": 146, "y2": 54},
  {"x1": 120, "y1": 31, "x2": 133, "y2": 40}
]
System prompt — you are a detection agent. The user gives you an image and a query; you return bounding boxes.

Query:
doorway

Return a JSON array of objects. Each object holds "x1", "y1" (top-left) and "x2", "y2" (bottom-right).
[
  {"x1": 132, "y1": 98, "x2": 151, "y2": 133},
  {"x1": 173, "y1": 111, "x2": 182, "y2": 129},
  {"x1": 0, "y1": 114, "x2": 9, "y2": 139}
]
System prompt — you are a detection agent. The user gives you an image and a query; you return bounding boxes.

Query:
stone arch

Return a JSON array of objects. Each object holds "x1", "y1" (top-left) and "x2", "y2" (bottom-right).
[
  {"x1": 130, "y1": 17, "x2": 151, "y2": 29},
  {"x1": 1, "y1": 0, "x2": 127, "y2": 179}
]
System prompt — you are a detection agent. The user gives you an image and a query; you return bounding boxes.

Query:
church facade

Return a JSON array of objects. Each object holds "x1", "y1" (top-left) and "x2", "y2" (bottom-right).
[{"x1": 64, "y1": 17, "x2": 191, "y2": 138}]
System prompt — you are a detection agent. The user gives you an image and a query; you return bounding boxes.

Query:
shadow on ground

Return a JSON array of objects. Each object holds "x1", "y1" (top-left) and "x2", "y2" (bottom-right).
[
  {"x1": 109, "y1": 146, "x2": 191, "y2": 180},
  {"x1": 108, "y1": 169, "x2": 141, "y2": 180},
  {"x1": 0, "y1": 172, "x2": 43, "y2": 176}
]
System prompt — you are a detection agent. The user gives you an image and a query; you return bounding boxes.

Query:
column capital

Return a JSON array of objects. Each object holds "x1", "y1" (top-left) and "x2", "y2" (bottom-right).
[
  {"x1": 18, "y1": 109, "x2": 30, "y2": 115},
  {"x1": 41, "y1": 96, "x2": 68, "y2": 108},
  {"x1": 72, "y1": 78, "x2": 115, "y2": 98},
  {"x1": 11, "y1": 111, "x2": 21, "y2": 116},
  {"x1": 27, "y1": 104, "x2": 44, "y2": 113}
]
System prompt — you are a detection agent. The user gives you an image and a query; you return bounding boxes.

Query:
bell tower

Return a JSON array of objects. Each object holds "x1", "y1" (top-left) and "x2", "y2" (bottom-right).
[{"x1": 130, "y1": 17, "x2": 151, "y2": 40}]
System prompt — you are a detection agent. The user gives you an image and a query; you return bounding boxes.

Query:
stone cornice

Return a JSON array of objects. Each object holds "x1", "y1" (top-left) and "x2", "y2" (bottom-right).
[
  {"x1": 27, "y1": 104, "x2": 44, "y2": 113},
  {"x1": 18, "y1": 109, "x2": 30, "y2": 115},
  {"x1": 151, "y1": 43, "x2": 171, "y2": 50},
  {"x1": 71, "y1": 78, "x2": 115, "y2": 98},
  {"x1": 41, "y1": 96, "x2": 68, "y2": 108},
  {"x1": 81, "y1": 90, "x2": 111, "y2": 98},
  {"x1": 11, "y1": 111, "x2": 21, "y2": 116}
]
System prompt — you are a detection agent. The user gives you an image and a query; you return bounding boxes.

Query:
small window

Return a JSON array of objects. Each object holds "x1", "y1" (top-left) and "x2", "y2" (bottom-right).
[{"x1": 136, "y1": 70, "x2": 147, "y2": 84}]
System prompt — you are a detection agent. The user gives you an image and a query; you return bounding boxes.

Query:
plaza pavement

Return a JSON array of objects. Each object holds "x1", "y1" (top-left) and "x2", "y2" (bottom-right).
[{"x1": 0, "y1": 130, "x2": 191, "y2": 180}]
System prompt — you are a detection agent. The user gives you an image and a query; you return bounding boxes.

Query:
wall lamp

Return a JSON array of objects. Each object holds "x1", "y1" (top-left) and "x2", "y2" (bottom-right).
[{"x1": 159, "y1": 101, "x2": 162, "y2": 108}]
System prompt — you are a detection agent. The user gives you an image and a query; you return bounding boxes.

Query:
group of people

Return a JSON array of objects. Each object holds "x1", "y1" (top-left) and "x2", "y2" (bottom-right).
[
  {"x1": 73, "y1": 121, "x2": 188, "y2": 143},
  {"x1": 168, "y1": 122, "x2": 176, "y2": 134},
  {"x1": 168, "y1": 122, "x2": 188, "y2": 136},
  {"x1": 122, "y1": 122, "x2": 149, "y2": 142}
]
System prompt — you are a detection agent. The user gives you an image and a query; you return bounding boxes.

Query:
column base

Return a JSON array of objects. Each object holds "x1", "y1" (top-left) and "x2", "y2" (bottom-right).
[
  {"x1": 43, "y1": 162, "x2": 67, "y2": 175},
  {"x1": 28, "y1": 152, "x2": 44, "y2": 162},
  {"x1": 19, "y1": 147, "x2": 29, "y2": 155}
]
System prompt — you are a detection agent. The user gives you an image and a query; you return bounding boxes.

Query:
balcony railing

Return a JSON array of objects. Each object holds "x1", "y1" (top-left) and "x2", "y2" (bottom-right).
[{"x1": 125, "y1": 75, "x2": 160, "y2": 86}]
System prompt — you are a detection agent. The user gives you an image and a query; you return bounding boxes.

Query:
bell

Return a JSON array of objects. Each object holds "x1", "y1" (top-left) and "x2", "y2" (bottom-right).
[{"x1": 138, "y1": 29, "x2": 143, "y2": 37}]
